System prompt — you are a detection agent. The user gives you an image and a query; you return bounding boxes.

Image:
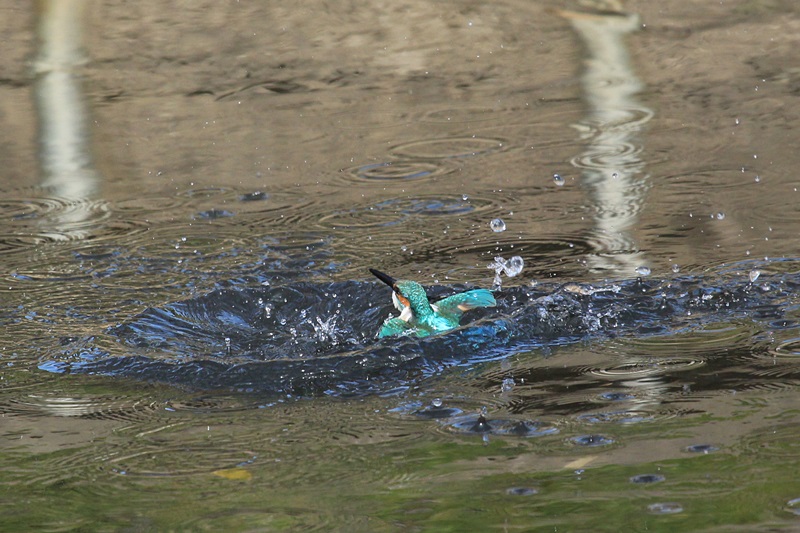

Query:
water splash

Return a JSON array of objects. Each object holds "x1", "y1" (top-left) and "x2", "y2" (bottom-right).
[
  {"x1": 37, "y1": 266, "x2": 800, "y2": 397},
  {"x1": 488, "y1": 255, "x2": 525, "y2": 290}
]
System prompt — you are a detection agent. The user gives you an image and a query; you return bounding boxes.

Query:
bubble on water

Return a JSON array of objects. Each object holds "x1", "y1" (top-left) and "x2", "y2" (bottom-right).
[
  {"x1": 506, "y1": 487, "x2": 538, "y2": 496},
  {"x1": 716, "y1": 212, "x2": 725, "y2": 220},
  {"x1": 630, "y1": 474, "x2": 665, "y2": 484},
  {"x1": 553, "y1": 173, "x2": 565, "y2": 186},
  {"x1": 685, "y1": 444, "x2": 719, "y2": 454},
  {"x1": 749, "y1": 270, "x2": 761, "y2": 283},
  {"x1": 599, "y1": 391, "x2": 634, "y2": 402},
  {"x1": 490, "y1": 218, "x2": 507, "y2": 233},
  {"x1": 671, "y1": 264, "x2": 681, "y2": 273},
  {"x1": 635, "y1": 266, "x2": 651, "y2": 276},
  {"x1": 648, "y1": 502, "x2": 683, "y2": 514},
  {"x1": 570, "y1": 434, "x2": 614, "y2": 447},
  {"x1": 469, "y1": 414, "x2": 493, "y2": 433}
]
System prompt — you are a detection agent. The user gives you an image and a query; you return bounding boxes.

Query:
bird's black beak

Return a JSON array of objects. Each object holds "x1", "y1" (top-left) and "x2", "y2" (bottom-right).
[{"x1": 369, "y1": 268, "x2": 398, "y2": 292}]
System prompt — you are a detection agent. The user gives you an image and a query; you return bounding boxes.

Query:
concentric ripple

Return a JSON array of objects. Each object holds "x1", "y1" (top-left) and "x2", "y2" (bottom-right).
[
  {"x1": 389, "y1": 136, "x2": 509, "y2": 159},
  {"x1": 444, "y1": 413, "x2": 559, "y2": 437},
  {"x1": 590, "y1": 358, "x2": 704, "y2": 379},
  {"x1": 340, "y1": 160, "x2": 456, "y2": 182},
  {"x1": 0, "y1": 394, "x2": 164, "y2": 422}
]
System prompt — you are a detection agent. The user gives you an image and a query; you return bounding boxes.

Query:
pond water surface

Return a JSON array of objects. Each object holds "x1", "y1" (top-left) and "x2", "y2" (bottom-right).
[{"x1": 3, "y1": 0, "x2": 800, "y2": 531}]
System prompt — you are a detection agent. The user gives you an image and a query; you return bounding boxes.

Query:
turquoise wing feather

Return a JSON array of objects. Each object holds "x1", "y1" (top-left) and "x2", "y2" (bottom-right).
[
  {"x1": 378, "y1": 317, "x2": 415, "y2": 338},
  {"x1": 433, "y1": 289, "x2": 496, "y2": 319}
]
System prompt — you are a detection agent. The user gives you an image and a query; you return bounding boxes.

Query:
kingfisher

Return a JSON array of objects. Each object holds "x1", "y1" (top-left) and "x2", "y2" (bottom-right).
[{"x1": 369, "y1": 268, "x2": 496, "y2": 338}]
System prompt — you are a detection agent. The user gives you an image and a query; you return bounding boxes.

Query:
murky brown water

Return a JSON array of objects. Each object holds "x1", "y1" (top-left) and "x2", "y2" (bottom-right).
[{"x1": 3, "y1": 0, "x2": 800, "y2": 530}]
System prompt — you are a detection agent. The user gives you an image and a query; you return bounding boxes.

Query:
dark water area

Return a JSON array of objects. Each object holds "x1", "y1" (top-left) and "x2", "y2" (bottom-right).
[
  {"x1": 39, "y1": 270, "x2": 799, "y2": 400},
  {"x1": 3, "y1": 0, "x2": 800, "y2": 530}
]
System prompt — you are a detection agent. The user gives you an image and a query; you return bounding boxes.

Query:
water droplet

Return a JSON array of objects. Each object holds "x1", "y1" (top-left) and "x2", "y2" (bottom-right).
[
  {"x1": 716, "y1": 212, "x2": 725, "y2": 220},
  {"x1": 490, "y1": 218, "x2": 507, "y2": 232},
  {"x1": 505, "y1": 256, "x2": 524, "y2": 277},
  {"x1": 671, "y1": 264, "x2": 681, "y2": 273},
  {"x1": 611, "y1": 172, "x2": 619, "y2": 179},
  {"x1": 553, "y1": 173, "x2": 565, "y2": 186},
  {"x1": 749, "y1": 270, "x2": 761, "y2": 283},
  {"x1": 754, "y1": 175, "x2": 761, "y2": 183},
  {"x1": 501, "y1": 377, "x2": 515, "y2": 392},
  {"x1": 462, "y1": 194, "x2": 469, "y2": 201},
  {"x1": 635, "y1": 266, "x2": 651, "y2": 276},
  {"x1": 432, "y1": 398, "x2": 443, "y2": 408}
]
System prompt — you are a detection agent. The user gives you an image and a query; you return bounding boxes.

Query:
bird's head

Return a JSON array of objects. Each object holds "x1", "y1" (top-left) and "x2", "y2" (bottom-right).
[{"x1": 370, "y1": 268, "x2": 433, "y2": 320}]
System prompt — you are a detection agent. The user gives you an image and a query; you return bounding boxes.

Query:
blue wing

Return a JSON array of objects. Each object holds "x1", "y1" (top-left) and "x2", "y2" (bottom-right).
[
  {"x1": 433, "y1": 289, "x2": 496, "y2": 319},
  {"x1": 378, "y1": 317, "x2": 415, "y2": 338}
]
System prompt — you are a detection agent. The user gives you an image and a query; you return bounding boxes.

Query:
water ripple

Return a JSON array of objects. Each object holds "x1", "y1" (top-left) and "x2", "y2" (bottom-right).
[{"x1": 389, "y1": 136, "x2": 509, "y2": 159}]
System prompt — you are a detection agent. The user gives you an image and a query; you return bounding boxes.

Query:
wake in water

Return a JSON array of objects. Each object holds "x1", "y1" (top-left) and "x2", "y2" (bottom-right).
[{"x1": 42, "y1": 265, "x2": 798, "y2": 396}]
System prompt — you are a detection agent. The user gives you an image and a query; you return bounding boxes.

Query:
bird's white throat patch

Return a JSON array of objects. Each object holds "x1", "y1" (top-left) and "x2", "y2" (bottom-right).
[{"x1": 392, "y1": 292, "x2": 415, "y2": 322}]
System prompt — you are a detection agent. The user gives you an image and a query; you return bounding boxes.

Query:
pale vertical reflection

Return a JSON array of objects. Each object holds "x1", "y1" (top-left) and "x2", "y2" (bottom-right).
[
  {"x1": 561, "y1": 9, "x2": 652, "y2": 276},
  {"x1": 34, "y1": 0, "x2": 98, "y2": 236}
]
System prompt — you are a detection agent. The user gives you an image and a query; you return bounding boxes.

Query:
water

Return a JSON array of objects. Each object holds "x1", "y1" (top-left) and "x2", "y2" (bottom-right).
[{"x1": 3, "y1": 1, "x2": 800, "y2": 530}]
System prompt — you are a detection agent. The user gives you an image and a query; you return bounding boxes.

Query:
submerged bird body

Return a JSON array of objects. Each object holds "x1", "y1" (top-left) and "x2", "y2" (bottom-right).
[{"x1": 369, "y1": 269, "x2": 496, "y2": 338}]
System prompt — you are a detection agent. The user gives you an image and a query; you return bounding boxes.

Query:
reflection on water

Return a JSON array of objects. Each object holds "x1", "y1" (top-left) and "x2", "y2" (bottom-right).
[
  {"x1": 34, "y1": 0, "x2": 99, "y2": 239},
  {"x1": 562, "y1": 8, "x2": 652, "y2": 276}
]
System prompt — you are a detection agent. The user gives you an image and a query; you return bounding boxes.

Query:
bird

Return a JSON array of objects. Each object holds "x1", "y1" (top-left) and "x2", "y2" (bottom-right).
[{"x1": 369, "y1": 268, "x2": 496, "y2": 338}]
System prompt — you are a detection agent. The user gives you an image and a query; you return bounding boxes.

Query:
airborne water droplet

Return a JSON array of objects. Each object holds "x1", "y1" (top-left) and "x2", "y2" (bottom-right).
[
  {"x1": 635, "y1": 266, "x2": 651, "y2": 276},
  {"x1": 716, "y1": 212, "x2": 725, "y2": 220},
  {"x1": 505, "y1": 256, "x2": 524, "y2": 277},
  {"x1": 553, "y1": 173, "x2": 565, "y2": 186},
  {"x1": 749, "y1": 270, "x2": 761, "y2": 283},
  {"x1": 490, "y1": 218, "x2": 507, "y2": 232},
  {"x1": 671, "y1": 264, "x2": 681, "y2": 273}
]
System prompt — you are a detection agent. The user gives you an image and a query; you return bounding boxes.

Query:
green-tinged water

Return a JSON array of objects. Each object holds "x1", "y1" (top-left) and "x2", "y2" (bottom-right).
[{"x1": 2, "y1": 371, "x2": 798, "y2": 531}]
